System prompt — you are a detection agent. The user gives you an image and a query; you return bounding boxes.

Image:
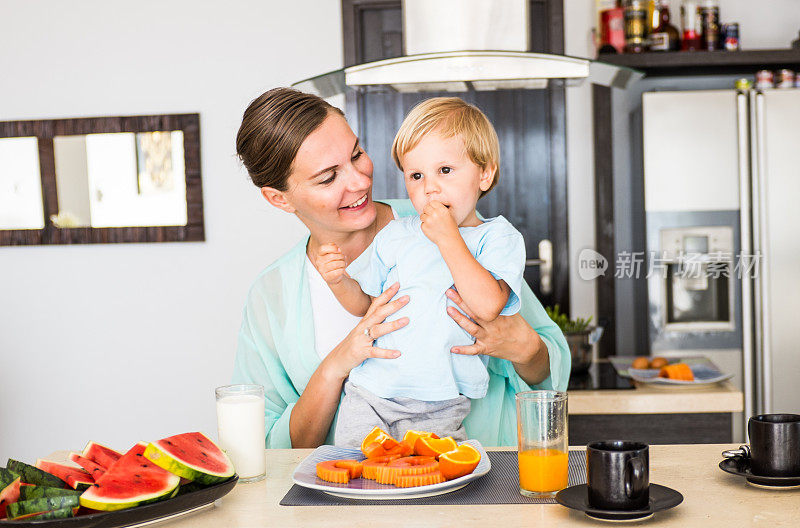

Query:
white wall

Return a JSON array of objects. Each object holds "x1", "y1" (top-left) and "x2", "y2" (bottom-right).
[{"x1": 0, "y1": 0, "x2": 342, "y2": 461}]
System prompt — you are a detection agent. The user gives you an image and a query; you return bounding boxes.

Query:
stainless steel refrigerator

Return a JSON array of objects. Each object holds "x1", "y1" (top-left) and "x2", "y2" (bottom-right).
[{"x1": 642, "y1": 88, "x2": 800, "y2": 425}]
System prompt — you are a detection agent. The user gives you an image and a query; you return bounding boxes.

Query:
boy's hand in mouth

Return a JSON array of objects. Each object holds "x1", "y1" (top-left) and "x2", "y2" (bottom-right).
[{"x1": 420, "y1": 201, "x2": 459, "y2": 246}]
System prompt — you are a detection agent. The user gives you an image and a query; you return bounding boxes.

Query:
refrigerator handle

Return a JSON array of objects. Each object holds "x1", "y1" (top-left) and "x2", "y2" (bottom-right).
[
  {"x1": 750, "y1": 90, "x2": 771, "y2": 414},
  {"x1": 737, "y1": 92, "x2": 754, "y2": 423}
]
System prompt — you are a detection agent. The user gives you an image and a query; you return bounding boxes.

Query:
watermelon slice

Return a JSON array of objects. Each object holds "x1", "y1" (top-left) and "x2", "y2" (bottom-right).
[
  {"x1": 79, "y1": 442, "x2": 180, "y2": 512},
  {"x1": 6, "y1": 459, "x2": 66, "y2": 488},
  {"x1": 12, "y1": 506, "x2": 78, "y2": 521},
  {"x1": 0, "y1": 468, "x2": 20, "y2": 487},
  {"x1": 144, "y1": 432, "x2": 234, "y2": 485},
  {"x1": 0, "y1": 477, "x2": 21, "y2": 519},
  {"x1": 6, "y1": 495, "x2": 79, "y2": 520},
  {"x1": 35, "y1": 460, "x2": 94, "y2": 491},
  {"x1": 68, "y1": 453, "x2": 106, "y2": 480},
  {"x1": 19, "y1": 485, "x2": 82, "y2": 501},
  {"x1": 82, "y1": 442, "x2": 122, "y2": 469}
]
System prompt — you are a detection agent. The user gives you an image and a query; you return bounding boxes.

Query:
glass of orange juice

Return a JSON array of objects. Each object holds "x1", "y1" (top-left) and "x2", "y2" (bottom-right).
[{"x1": 516, "y1": 390, "x2": 568, "y2": 498}]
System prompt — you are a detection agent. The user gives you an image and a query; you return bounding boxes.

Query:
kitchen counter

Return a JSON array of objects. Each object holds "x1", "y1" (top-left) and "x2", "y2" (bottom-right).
[
  {"x1": 568, "y1": 381, "x2": 743, "y2": 415},
  {"x1": 160, "y1": 444, "x2": 798, "y2": 528},
  {"x1": 567, "y1": 382, "x2": 743, "y2": 445}
]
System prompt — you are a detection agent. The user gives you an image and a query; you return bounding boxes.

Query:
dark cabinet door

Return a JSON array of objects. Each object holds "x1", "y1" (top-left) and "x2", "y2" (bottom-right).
[{"x1": 342, "y1": 0, "x2": 568, "y2": 311}]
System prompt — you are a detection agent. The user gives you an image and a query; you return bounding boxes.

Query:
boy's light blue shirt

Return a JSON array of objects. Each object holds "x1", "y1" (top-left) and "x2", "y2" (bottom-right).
[
  {"x1": 346, "y1": 215, "x2": 525, "y2": 400},
  {"x1": 232, "y1": 199, "x2": 571, "y2": 448}
]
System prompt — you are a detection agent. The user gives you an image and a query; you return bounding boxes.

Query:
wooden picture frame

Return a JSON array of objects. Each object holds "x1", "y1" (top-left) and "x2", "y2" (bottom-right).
[{"x1": 0, "y1": 113, "x2": 204, "y2": 246}]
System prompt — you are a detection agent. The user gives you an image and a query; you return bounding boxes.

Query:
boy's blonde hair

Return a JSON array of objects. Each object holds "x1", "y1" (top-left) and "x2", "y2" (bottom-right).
[{"x1": 391, "y1": 97, "x2": 500, "y2": 197}]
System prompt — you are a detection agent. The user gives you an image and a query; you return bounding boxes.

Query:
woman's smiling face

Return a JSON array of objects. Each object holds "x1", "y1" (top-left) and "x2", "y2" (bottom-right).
[{"x1": 275, "y1": 112, "x2": 376, "y2": 237}]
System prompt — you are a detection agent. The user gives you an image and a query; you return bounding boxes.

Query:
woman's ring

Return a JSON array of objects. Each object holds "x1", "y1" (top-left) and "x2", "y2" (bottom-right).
[{"x1": 364, "y1": 326, "x2": 373, "y2": 339}]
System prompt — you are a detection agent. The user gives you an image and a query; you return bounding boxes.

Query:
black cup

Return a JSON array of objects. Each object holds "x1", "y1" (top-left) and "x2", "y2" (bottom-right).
[
  {"x1": 587, "y1": 441, "x2": 649, "y2": 511},
  {"x1": 748, "y1": 414, "x2": 800, "y2": 477}
]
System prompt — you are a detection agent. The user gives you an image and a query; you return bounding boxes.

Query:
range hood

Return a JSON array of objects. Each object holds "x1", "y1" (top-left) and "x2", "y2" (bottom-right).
[{"x1": 293, "y1": 0, "x2": 641, "y2": 97}]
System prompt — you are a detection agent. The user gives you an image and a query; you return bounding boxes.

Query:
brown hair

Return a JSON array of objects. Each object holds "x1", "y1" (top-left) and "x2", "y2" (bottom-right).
[
  {"x1": 391, "y1": 97, "x2": 500, "y2": 197},
  {"x1": 236, "y1": 87, "x2": 344, "y2": 190}
]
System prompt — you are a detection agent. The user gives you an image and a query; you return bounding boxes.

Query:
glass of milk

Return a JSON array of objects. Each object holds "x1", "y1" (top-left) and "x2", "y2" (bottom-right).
[{"x1": 215, "y1": 384, "x2": 266, "y2": 483}]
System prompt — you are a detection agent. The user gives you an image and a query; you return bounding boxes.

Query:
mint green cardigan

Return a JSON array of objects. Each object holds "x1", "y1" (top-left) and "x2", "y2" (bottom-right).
[{"x1": 232, "y1": 199, "x2": 570, "y2": 447}]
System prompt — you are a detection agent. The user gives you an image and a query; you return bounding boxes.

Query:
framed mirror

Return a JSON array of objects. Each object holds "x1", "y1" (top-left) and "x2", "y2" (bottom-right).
[{"x1": 0, "y1": 114, "x2": 204, "y2": 245}]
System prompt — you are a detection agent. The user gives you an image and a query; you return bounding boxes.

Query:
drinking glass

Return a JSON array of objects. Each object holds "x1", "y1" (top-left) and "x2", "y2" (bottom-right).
[
  {"x1": 215, "y1": 384, "x2": 266, "y2": 483},
  {"x1": 516, "y1": 390, "x2": 568, "y2": 497}
]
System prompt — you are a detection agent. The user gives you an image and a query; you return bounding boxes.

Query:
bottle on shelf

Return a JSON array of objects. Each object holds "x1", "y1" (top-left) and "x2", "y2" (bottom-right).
[
  {"x1": 681, "y1": 1, "x2": 702, "y2": 51},
  {"x1": 598, "y1": 0, "x2": 626, "y2": 54},
  {"x1": 624, "y1": 0, "x2": 649, "y2": 53},
  {"x1": 699, "y1": 0, "x2": 721, "y2": 51},
  {"x1": 647, "y1": 0, "x2": 659, "y2": 35},
  {"x1": 649, "y1": 0, "x2": 680, "y2": 51}
]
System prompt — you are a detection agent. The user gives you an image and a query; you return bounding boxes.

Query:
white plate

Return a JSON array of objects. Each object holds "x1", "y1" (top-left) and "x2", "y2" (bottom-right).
[
  {"x1": 628, "y1": 364, "x2": 733, "y2": 388},
  {"x1": 291, "y1": 439, "x2": 490, "y2": 500}
]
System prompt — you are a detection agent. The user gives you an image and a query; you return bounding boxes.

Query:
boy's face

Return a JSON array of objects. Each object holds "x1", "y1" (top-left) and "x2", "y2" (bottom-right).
[{"x1": 400, "y1": 131, "x2": 495, "y2": 227}]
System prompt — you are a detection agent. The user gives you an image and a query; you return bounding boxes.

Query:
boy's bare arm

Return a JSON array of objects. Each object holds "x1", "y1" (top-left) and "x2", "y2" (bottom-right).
[
  {"x1": 420, "y1": 202, "x2": 509, "y2": 321},
  {"x1": 438, "y1": 237, "x2": 509, "y2": 321},
  {"x1": 316, "y1": 244, "x2": 372, "y2": 317}
]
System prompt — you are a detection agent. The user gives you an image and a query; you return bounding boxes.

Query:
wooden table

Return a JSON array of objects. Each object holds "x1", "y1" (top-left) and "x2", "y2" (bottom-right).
[{"x1": 160, "y1": 444, "x2": 799, "y2": 527}]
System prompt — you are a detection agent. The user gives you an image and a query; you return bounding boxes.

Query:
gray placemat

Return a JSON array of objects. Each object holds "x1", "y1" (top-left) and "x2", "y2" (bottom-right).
[{"x1": 280, "y1": 450, "x2": 586, "y2": 506}]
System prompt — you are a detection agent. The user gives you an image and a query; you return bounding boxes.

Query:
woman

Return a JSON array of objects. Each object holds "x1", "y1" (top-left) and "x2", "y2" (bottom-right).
[{"x1": 232, "y1": 87, "x2": 570, "y2": 449}]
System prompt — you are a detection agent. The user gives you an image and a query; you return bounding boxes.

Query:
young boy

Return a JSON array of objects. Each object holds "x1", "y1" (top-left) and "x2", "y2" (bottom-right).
[{"x1": 316, "y1": 97, "x2": 526, "y2": 447}]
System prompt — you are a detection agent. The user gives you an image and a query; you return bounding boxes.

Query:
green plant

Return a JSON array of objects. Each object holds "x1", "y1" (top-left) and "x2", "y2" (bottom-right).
[{"x1": 545, "y1": 304, "x2": 593, "y2": 334}]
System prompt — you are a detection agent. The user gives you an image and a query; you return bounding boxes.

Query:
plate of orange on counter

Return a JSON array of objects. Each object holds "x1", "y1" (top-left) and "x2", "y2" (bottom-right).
[
  {"x1": 292, "y1": 428, "x2": 490, "y2": 499},
  {"x1": 628, "y1": 361, "x2": 733, "y2": 388}
]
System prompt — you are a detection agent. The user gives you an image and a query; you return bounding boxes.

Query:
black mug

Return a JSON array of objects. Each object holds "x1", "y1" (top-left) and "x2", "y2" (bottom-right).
[
  {"x1": 587, "y1": 441, "x2": 649, "y2": 510},
  {"x1": 748, "y1": 414, "x2": 800, "y2": 477}
]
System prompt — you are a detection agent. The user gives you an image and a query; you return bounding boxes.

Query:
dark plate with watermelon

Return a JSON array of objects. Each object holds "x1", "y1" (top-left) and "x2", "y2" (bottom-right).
[
  {"x1": 2, "y1": 476, "x2": 238, "y2": 528},
  {"x1": 2, "y1": 432, "x2": 239, "y2": 527}
]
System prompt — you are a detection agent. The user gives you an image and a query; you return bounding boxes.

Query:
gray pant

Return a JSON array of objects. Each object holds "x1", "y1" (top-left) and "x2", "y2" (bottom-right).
[{"x1": 334, "y1": 380, "x2": 471, "y2": 448}]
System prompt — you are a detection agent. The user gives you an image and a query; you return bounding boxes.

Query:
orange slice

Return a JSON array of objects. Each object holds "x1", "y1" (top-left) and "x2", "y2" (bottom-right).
[
  {"x1": 414, "y1": 436, "x2": 458, "y2": 458},
  {"x1": 395, "y1": 470, "x2": 445, "y2": 488},
  {"x1": 438, "y1": 444, "x2": 481, "y2": 480},
  {"x1": 361, "y1": 427, "x2": 400, "y2": 458},
  {"x1": 316, "y1": 459, "x2": 363, "y2": 484},
  {"x1": 375, "y1": 456, "x2": 439, "y2": 485},
  {"x1": 659, "y1": 363, "x2": 695, "y2": 381},
  {"x1": 402, "y1": 430, "x2": 439, "y2": 454},
  {"x1": 362, "y1": 455, "x2": 401, "y2": 480},
  {"x1": 362, "y1": 441, "x2": 389, "y2": 459},
  {"x1": 385, "y1": 442, "x2": 414, "y2": 457}
]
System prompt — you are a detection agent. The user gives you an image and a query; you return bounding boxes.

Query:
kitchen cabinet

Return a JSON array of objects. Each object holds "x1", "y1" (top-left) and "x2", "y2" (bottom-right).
[{"x1": 568, "y1": 382, "x2": 743, "y2": 445}]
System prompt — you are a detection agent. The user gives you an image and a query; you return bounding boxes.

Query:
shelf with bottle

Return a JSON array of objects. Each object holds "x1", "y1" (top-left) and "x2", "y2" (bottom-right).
[
  {"x1": 596, "y1": 48, "x2": 800, "y2": 78},
  {"x1": 597, "y1": 0, "x2": 740, "y2": 58}
]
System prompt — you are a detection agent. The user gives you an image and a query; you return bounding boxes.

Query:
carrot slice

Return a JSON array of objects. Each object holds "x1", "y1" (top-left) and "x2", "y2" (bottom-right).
[
  {"x1": 362, "y1": 455, "x2": 401, "y2": 480},
  {"x1": 395, "y1": 470, "x2": 445, "y2": 488},
  {"x1": 375, "y1": 456, "x2": 439, "y2": 485},
  {"x1": 316, "y1": 459, "x2": 363, "y2": 484}
]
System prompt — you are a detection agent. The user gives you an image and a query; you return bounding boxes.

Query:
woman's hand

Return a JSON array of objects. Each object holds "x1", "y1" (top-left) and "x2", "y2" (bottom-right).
[
  {"x1": 445, "y1": 288, "x2": 550, "y2": 386},
  {"x1": 321, "y1": 282, "x2": 409, "y2": 383}
]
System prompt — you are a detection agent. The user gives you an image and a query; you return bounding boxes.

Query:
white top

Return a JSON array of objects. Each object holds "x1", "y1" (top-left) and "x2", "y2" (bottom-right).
[
  {"x1": 306, "y1": 256, "x2": 362, "y2": 360},
  {"x1": 306, "y1": 208, "x2": 399, "y2": 360},
  {"x1": 346, "y1": 215, "x2": 525, "y2": 401}
]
